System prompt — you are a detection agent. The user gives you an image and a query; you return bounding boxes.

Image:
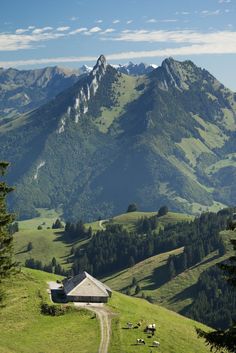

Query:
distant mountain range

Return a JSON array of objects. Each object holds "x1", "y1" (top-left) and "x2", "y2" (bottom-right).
[
  {"x1": 0, "y1": 61, "x2": 156, "y2": 124},
  {"x1": 1, "y1": 55, "x2": 236, "y2": 220}
]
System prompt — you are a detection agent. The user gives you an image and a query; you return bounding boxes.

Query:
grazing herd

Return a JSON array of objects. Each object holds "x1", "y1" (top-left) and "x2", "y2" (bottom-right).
[{"x1": 126, "y1": 321, "x2": 161, "y2": 349}]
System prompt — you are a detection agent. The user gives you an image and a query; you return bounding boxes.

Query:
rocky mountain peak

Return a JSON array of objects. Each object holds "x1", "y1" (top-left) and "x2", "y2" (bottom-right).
[
  {"x1": 157, "y1": 57, "x2": 201, "y2": 91},
  {"x1": 91, "y1": 55, "x2": 107, "y2": 77}
]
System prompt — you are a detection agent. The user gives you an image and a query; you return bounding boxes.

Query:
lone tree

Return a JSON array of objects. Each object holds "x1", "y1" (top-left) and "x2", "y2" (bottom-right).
[
  {"x1": 127, "y1": 203, "x2": 138, "y2": 213},
  {"x1": 0, "y1": 162, "x2": 15, "y2": 301},
  {"x1": 197, "y1": 239, "x2": 236, "y2": 352},
  {"x1": 158, "y1": 205, "x2": 168, "y2": 217}
]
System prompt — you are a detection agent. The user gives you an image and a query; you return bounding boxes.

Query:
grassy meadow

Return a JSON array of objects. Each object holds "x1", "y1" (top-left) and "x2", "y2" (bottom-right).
[
  {"x1": 0, "y1": 268, "x2": 100, "y2": 353},
  {"x1": 109, "y1": 292, "x2": 211, "y2": 353}
]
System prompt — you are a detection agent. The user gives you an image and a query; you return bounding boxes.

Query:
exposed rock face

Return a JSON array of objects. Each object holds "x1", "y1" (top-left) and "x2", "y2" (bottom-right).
[{"x1": 65, "y1": 55, "x2": 107, "y2": 126}]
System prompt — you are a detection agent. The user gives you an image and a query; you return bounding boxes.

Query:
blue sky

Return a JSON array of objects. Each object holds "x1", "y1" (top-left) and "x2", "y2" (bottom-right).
[{"x1": 1, "y1": 0, "x2": 236, "y2": 90}]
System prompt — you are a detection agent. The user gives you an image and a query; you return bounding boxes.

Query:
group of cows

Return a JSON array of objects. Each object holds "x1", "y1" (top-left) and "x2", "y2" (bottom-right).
[{"x1": 126, "y1": 322, "x2": 160, "y2": 348}]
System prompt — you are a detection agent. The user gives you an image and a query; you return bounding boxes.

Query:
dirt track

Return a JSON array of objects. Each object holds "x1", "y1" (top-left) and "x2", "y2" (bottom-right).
[{"x1": 75, "y1": 303, "x2": 112, "y2": 353}]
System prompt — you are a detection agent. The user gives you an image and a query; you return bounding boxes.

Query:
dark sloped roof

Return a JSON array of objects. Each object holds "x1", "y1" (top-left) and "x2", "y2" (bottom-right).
[{"x1": 62, "y1": 271, "x2": 112, "y2": 297}]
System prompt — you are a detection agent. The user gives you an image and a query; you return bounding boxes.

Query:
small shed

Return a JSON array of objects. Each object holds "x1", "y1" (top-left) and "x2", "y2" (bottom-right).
[{"x1": 62, "y1": 271, "x2": 112, "y2": 303}]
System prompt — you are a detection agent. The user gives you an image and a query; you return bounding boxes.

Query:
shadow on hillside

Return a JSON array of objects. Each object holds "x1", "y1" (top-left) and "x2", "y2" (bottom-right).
[
  {"x1": 190, "y1": 253, "x2": 220, "y2": 270},
  {"x1": 169, "y1": 283, "x2": 196, "y2": 307},
  {"x1": 53, "y1": 231, "x2": 89, "y2": 246},
  {"x1": 141, "y1": 265, "x2": 169, "y2": 290}
]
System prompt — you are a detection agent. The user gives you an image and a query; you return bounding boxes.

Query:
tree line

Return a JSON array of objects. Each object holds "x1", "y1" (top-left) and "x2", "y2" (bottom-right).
[{"x1": 71, "y1": 210, "x2": 230, "y2": 277}]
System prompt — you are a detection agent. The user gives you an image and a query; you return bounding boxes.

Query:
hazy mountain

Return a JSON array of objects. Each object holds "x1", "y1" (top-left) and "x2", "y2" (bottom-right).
[
  {"x1": 0, "y1": 66, "x2": 80, "y2": 122},
  {"x1": 1, "y1": 55, "x2": 236, "y2": 220}
]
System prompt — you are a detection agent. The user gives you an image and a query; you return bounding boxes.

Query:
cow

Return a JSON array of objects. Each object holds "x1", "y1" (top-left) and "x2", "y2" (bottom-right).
[
  {"x1": 127, "y1": 322, "x2": 133, "y2": 329},
  {"x1": 153, "y1": 341, "x2": 160, "y2": 347},
  {"x1": 136, "y1": 338, "x2": 145, "y2": 345},
  {"x1": 145, "y1": 323, "x2": 156, "y2": 334}
]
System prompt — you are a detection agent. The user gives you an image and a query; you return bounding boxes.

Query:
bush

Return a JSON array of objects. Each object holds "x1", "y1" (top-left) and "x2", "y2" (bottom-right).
[
  {"x1": 40, "y1": 303, "x2": 73, "y2": 316},
  {"x1": 126, "y1": 203, "x2": 138, "y2": 213}
]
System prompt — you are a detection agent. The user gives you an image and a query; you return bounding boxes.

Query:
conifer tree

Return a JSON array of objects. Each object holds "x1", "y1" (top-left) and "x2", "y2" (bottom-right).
[
  {"x1": 197, "y1": 239, "x2": 236, "y2": 352},
  {"x1": 0, "y1": 162, "x2": 15, "y2": 301}
]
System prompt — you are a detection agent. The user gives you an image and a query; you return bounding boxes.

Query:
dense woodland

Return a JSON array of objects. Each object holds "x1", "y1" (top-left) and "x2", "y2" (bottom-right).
[
  {"x1": 71, "y1": 210, "x2": 230, "y2": 277},
  {"x1": 185, "y1": 265, "x2": 236, "y2": 329}
]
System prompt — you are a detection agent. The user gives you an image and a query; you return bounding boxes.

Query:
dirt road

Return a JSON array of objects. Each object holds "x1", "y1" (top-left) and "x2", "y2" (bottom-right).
[{"x1": 74, "y1": 303, "x2": 112, "y2": 353}]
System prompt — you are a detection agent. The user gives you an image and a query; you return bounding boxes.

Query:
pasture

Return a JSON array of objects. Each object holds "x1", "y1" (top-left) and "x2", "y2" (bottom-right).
[
  {"x1": 0, "y1": 268, "x2": 100, "y2": 353},
  {"x1": 108, "y1": 292, "x2": 211, "y2": 353}
]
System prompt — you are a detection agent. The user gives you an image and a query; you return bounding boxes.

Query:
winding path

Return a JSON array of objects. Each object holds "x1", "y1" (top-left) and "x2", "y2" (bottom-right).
[{"x1": 74, "y1": 303, "x2": 112, "y2": 353}]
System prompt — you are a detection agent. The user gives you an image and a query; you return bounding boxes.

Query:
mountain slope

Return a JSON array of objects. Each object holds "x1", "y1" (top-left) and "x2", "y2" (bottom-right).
[
  {"x1": 0, "y1": 66, "x2": 80, "y2": 121},
  {"x1": 1, "y1": 55, "x2": 236, "y2": 219}
]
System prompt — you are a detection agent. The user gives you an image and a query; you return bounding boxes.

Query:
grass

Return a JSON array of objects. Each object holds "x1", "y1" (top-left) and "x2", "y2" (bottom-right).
[
  {"x1": 0, "y1": 268, "x2": 100, "y2": 353},
  {"x1": 14, "y1": 228, "x2": 73, "y2": 268},
  {"x1": 18, "y1": 208, "x2": 62, "y2": 230},
  {"x1": 103, "y1": 247, "x2": 184, "y2": 293},
  {"x1": 109, "y1": 211, "x2": 193, "y2": 231},
  {"x1": 14, "y1": 210, "x2": 192, "y2": 268},
  {"x1": 94, "y1": 74, "x2": 143, "y2": 133},
  {"x1": 104, "y1": 230, "x2": 236, "y2": 314},
  {"x1": 108, "y1": 292, "x2": 211, "y2": 353}
]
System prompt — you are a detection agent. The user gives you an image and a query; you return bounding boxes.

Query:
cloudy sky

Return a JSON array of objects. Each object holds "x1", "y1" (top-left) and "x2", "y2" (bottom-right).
[{"x1": 1, "y1": 0, "x2": 236, "y2": 90}]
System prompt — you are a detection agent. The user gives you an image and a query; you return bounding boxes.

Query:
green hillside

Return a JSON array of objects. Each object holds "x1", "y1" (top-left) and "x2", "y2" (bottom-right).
[
  {"x1": 107, "y1": 210, "x2": 193, "y2": 231},
  {"x1": 109, "y1": 292, "x2": 211, "y2": 353},
  {"x1": 0, "y1": 268, "x2": 100, "y2": 353},
  {"x1": 2, "y1": 56, "x2": 236, "y2": 220},
  {"x1": 0, "y1": 267, "x2": 211, "y2": 353},
  {"x1": 14, "y1": 209, "x2": 192, "y2": 268},
  {"x1": 104, "y1": 229, "x2": 236, "y2": 314}
]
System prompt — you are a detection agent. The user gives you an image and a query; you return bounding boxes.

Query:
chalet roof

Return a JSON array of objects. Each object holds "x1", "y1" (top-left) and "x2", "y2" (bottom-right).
[{"x1": 62, "y1": 271, "x2": 112, "y2": 297}]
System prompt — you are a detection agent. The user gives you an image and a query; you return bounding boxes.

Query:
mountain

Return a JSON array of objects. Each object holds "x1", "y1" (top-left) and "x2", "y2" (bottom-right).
[
  {"x1": 1, "y1": 55, "x2": 236, "y2": 220},
  {"x1": 0, "y1": 66, "x2": 80, "y2": 122},
  {"x1": 113, "y1": 61, "x2": 157, "y2": 75}
]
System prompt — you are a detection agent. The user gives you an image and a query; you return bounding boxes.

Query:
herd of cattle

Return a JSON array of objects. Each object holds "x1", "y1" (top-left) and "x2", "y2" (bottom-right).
[{"x1": 126, "y1": 322, "x2": 160, "y2": 348}]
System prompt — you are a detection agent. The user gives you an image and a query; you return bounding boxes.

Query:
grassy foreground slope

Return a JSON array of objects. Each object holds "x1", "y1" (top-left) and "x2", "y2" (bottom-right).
[
  {"x1": 109, "y1": 292, "x2": 211, "y2": 353},
  {"x1": 0, "y1": 268, "x2": 100, "y2": 353},
  {"x1": 1, "y1": 268, "x2": 211, "y2": 353}
]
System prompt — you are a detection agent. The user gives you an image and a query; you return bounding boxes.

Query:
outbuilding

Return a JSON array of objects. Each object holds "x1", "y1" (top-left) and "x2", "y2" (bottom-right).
[{"x1": 62, "y1": 271, "x2": 112, "y2": 303}]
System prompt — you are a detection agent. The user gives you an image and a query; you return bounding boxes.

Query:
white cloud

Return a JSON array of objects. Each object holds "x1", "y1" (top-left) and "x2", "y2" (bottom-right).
[
  {"x1": 201, "y1": 9, "x2": 220, "y2": 16},
  {"x1": 2, "y1": 33, "x2": 236, "y2": 68},
  {"x1": 160, "y1": 19, "x2": 178, "y2": 23},
  {"x1": 176, "y1": 11, "x2": 190, "y2": 15},
  {"x1": 32, "y1": 27, "x2": 53, "y2": 34},
  {"x1": 89, "y1": 26, "x2": 102, "y2": 33},
  {"x1": 70, "y1": 16, "x2": 79, "y2": 21},
  {"x1": 96, "y1": 19, "x2": 103, "y2": 23},
  {"x1": 101, "y1": 28, "x2": 115, "y2": 34},
  {"x1": 218, "y1": 0, "x2": 231, "y2": 3},
  {"x1": 0, "y1": 30, "x2": 65, "y2": 51},
  {"x1": 69, "y1": 27, "x2": 87, "y2": 35},
  {"x1": 108, "y1": 29, "x2": 236, "y2": 47},
  {"x1": 113, "y1": 20, "x2": 120, "y2": 24},
  {"x1": 57, "y1": 26, "x2": 70, "y2": 32},
  {"x1": 15, "y1": 28, "x2": 29, "y2": 34},
  {"x1": 146, "y1": 19, "x2": 157, "y2": 23},
  {"x1": 126, "y1": 20, "x2": 133, "y2": 24}
]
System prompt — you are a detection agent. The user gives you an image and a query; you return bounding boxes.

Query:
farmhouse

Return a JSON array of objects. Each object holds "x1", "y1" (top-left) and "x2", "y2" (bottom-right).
[{"x1": 62, "y1": 271, "x2": 112, "y2": 303}]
